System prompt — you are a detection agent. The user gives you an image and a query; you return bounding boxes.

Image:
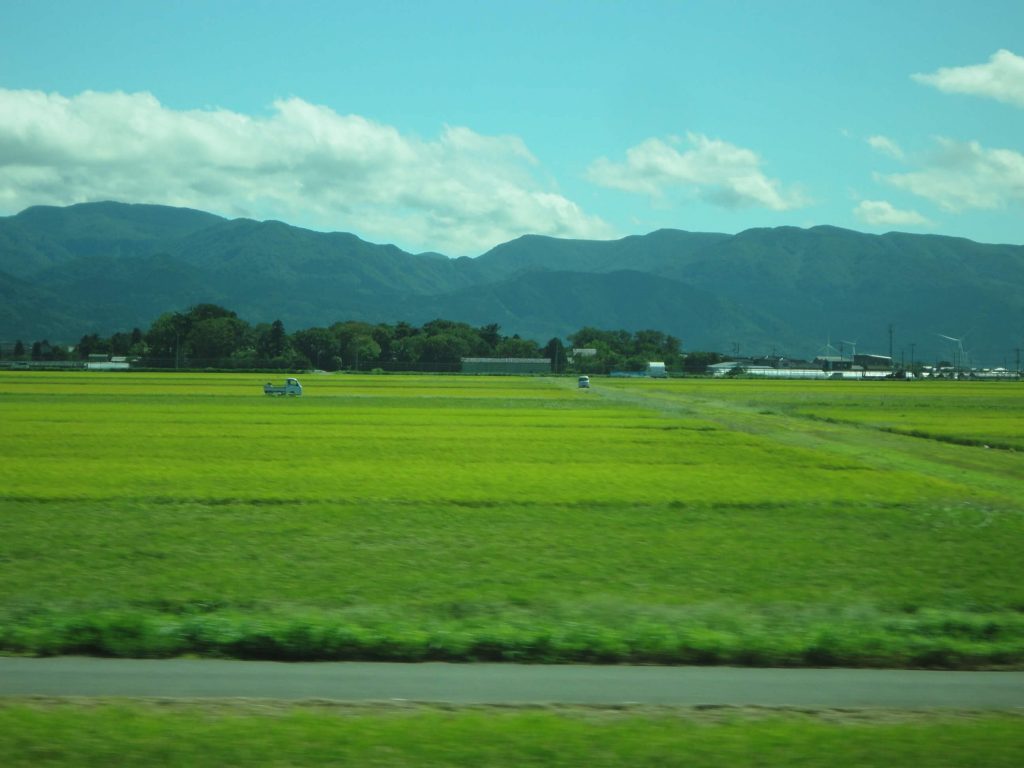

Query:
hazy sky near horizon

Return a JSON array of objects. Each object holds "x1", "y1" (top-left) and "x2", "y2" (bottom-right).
[{"x1": 1, "y1": 1, "x2": 1022, "y2": 255}]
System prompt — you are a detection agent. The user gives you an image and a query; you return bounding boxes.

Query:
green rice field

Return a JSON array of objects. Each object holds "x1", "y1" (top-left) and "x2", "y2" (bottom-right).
[
  {"x1": 2, "y1": 700, "x2": 1021, "y2": 768},
  {"x1": 1, "y1": 372, "x2": 1022, "y2": 667}
]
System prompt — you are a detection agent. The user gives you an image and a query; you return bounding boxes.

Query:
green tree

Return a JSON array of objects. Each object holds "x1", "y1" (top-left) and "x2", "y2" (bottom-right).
[
  {"x1": 189, "y1": 316, "x2": 249, "y2": 360},
  {"x1": 292, "y1": 327, "x2": 338, "y2": 370},
  {"x1": 145, "y1": 312, "x2": 189, "y2": 363},
  {"x1": 331, "y1": 321, "x2": 382, "y2": 370},
  {"x1": 393, "y1": 321, "x2": 417, "y2": 339},
  {"x1": 371, "y1": 323, "x2": 397, "y2": 361},
  {"x1": 109, "y1": 332, "x2": 133, "y2": 356},
  {"x1": 30, "y1": 340, "x2": 67, "y2": 361},
  {"x1": 543, "y1": 338, "x2": 567, "y2": 373},
  {"x1": 348, "y1": 335, "x2": 381, "y2": 370},
  {"x1": 256, "y1": 319, "x2": 290, "y2": 359},
  {"x1": 409, "y1": 333, "x2": 472, "y2": 365},
  {"x1": 572, "y1": 328, "x2": 632, "y2": 354},
  {"x1": 682, "y1": 351, "x2": 725, "y2": 374},
  {"x1": 76, "y1": 333, "x2": 109, "y2": 359},
  {"x1": 568, "y1": 329, "x2": 626, "y2": 372},
  {"x1": 477, "y1": 323, "x2": 502, "y2": 353},
  {"x1": 122, "y1": 328, "x2": 147, "y2": 357},
  {"x1": 569, "y1": 327, "x2": 632, "y2": 359},
  {"x1": 187, "y1": 303, "x2": 237, "y2": 323},
  {"x1": 421, "y1": 319, "x2": 490, "y2": 357},
  {"x1": 495, "y1": 336, "x2": 540, "y2": 358},
  {"x1": 13, "y1": 340, "x2": 25, "y2": 359},
  {"x1": 567, "y1": 327, "x2": 682, "y2": 372},
  {"x1": 633, "y1": 329, "x2": 681, "y2": 361}
]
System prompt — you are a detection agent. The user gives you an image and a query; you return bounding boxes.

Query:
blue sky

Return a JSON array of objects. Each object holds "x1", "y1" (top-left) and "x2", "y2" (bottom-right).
[{"x1": 1, "y1": 0, "x2": 1022, "y2": 255}]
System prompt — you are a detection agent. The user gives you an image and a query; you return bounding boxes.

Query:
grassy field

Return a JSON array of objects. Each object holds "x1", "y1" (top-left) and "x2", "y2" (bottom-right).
[
  {"x1": 1, "y1": 700, "x2": 1021, "y2": 768},
  {"x1": 648, "y1": 378, "x2": 1024, "y2": 450},
  {"x1": 1, "y1": 372, "x2": 1022, "y2": 667}
]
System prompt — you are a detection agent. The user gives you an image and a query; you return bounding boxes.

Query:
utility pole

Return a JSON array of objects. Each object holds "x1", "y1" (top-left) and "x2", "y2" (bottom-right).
[
  {"x1": 910, "y1": 343, "x2": 916, "y2": 376},
  {"x1": 1016, "y1": 347, "x2": 1021, "y2": 378},
  {"x1": 888, "y1": 324, "x2": 894, "y2": 365}
]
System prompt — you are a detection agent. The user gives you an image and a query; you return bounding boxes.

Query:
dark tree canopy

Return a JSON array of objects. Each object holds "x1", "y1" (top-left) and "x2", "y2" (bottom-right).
[{"x1": 54, "y1": 303, "x2": 694, "y2": 373}]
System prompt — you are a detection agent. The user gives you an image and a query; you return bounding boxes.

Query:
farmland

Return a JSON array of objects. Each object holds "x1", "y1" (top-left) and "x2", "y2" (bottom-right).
[
  {"x1": 2, "y1": 700, "x2": 1022, "y2": 768},
  {"x1": 1, "y1": 372, "x2": 1022, "y2": 667}
]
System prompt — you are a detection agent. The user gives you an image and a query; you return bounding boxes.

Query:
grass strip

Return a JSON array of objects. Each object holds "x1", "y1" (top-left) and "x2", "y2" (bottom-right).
[{"x1": 1, "y1": 699, "x2": 1021, "y2": 767}]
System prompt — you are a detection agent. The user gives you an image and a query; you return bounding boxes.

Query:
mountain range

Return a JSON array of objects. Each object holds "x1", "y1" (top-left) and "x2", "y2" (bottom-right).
[{"x1": 2, "y1": 201, "x2": 1022, "y2": 364}]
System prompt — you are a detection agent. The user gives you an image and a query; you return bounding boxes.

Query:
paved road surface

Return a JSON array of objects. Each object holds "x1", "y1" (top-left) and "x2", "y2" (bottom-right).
[{"x1": 2, "y1": 658, "x2": 1022, "y2": 707}]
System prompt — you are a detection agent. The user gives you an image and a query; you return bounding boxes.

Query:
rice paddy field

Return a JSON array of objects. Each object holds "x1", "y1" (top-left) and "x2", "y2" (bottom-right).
[
  {"x1": 1, "y1": 371, "x2": 1022, "y2": 668},
  {"x1": 2, "y1": 700, "x2": 1021, "y2": 768}
]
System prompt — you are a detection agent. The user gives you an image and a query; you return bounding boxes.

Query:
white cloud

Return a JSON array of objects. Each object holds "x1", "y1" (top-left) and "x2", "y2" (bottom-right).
[
  {"x1": 0, "y1": 88, "x2": 614, "y2": 255},
  {"x1": 853, "y1": 200, "x2": 931, "y2": 227},
  {"x1": 586, "y1": 133, "x2": 806, "y2": 211},
  {"x1": 883, "y1": 138, "x2": 1024, "y2": 212},
  {"x1": 866, "y1": 135, "x2": 904, "y2": 160},
  {"x1": 912, "y1": 49, "x2": 1024, "y2": 108}
]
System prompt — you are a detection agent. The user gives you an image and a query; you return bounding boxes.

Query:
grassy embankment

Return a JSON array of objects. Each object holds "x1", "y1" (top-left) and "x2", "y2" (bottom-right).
[
  {"x1": 1, "y1": 372, "x2": 1022, "y2": 667},
  {"x1": 1, "y1": 700, "x2": 1021, "y2": 768}
]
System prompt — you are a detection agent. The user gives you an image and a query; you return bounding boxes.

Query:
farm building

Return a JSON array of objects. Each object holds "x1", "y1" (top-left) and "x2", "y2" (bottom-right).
[
  {"x1": 85, "y1": 354, "x2": 131, "y2": 371},
  {"x1": 709, "y1": 362, "x2": 831, "y2": 379},
  {"x1": 813, "y1": 355, "x2": 852, "y2": 371},
  {"x1": 461, "y1": 357, "x2": 552, "y2": 374},
  {"x1": 853, "y1": 353, "x2": 893, "y2": 371}
]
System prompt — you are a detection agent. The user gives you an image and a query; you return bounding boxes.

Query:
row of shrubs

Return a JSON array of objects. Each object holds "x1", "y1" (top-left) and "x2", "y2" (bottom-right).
[{"x1": 3, "y1": 610, "x2": 1022, "y2": 669}]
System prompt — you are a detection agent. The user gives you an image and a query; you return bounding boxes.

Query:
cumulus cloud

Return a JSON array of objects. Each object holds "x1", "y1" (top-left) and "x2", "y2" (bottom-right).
[
  {"x1": 586, "y1": 133, "x2": 806, "y2": 211},
  {"x1": 853, "y1": 200, "x2": 930, "y2": 227},
  {"x1": 883, "y1": 138, "x2": 1024, "y2": 212},
  {"x1": 0, "y1": 88, "x2": 614, "y2": 255},
  {"x1": 912, "y1": 49, "x2": 1024, "y2": 108},
  {"x1": 866, "y1": 135, "x2": 904, "y2": 160}
]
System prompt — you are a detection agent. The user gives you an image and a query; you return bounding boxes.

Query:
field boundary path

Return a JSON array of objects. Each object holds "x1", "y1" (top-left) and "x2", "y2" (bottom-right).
[
  {"x1": 2, "y1": 658, "x2": 1023, "y2": 708},
  {"x1": 591, "y1": 381, "x2": 1024, "y2": 498}
]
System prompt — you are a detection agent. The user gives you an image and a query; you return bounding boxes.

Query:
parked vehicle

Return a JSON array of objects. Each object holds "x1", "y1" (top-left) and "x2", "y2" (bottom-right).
[
  {"x1": 647, "y1": 361, "x2": 668, "y2": 378},
  {"x1": 263, "y1": 378, "x2": 303, "y2": 396},
  {"x1": 578, "y1": 375, "x2": 590, "y2": 389}
]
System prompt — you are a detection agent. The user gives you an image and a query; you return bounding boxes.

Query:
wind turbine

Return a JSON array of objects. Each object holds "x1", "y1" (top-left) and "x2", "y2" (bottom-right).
[
  {"x1": 817, "y1": 335, "x2": 839, "y2": 357},
  {"x1": 817, "y1": 336, "x2": 840, "y2": 371},
  {"x1": 938, "y1": 333, "x2": 966, "y2": 377}
]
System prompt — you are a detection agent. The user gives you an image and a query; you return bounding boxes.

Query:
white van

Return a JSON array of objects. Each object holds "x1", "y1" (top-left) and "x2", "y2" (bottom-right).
[{"x1": 578, "y1": 375, "x2": 590, "y2": 389}]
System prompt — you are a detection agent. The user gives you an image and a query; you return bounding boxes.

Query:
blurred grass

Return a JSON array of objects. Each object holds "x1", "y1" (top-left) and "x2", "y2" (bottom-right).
[
  {"x1": 1, "y1": 372, "x2": 1022, "y2": 666},
  {"x1": 1, "y1": 700, "x2": 1022, "y2": 768}
]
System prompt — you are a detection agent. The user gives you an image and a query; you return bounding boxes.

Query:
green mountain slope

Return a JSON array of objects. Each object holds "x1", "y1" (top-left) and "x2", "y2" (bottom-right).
[
  {"x1": 1, "y1": 202, "x2": 1021, "y2": 364},
  {"x1": 170, "y1": 218, "x2": 474, "y2": 295},
  {"x1": 668, "y1": 226, "x2": 1024, "y2": 362},
  {"x1": 401, "y1": 269, "x2": 790, "y2": 351},
  {"x1": 0, "y1": 269, "x2": 85, "y2": 343},
  {"x1": 473, "y1": 229, "x2": 730, "y2": 279},
  {"x1": 0, "y1": 201, "x2": 225, "y2": 277}
]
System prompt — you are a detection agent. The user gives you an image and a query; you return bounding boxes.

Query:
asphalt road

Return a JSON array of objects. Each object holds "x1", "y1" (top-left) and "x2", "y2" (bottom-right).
[{"x1": 2, "y1": 658, "x2": 1022, "y2": 707}]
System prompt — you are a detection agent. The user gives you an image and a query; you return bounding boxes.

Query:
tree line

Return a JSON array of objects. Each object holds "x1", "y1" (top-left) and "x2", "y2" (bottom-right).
[{"x1": 4, "y1": 304, "x2": 723, "y2": 373}]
